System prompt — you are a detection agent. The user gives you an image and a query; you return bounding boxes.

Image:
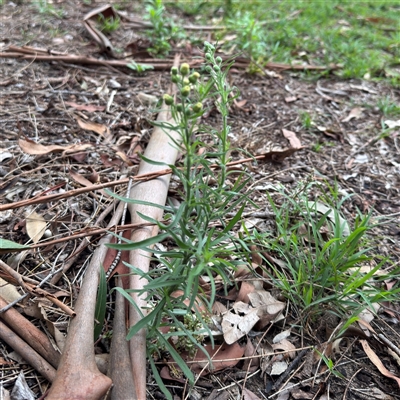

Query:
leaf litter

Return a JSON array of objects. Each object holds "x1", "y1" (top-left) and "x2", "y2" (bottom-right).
[{"x1": 0, "y1": 1, "x2": 399, "y2": 399}]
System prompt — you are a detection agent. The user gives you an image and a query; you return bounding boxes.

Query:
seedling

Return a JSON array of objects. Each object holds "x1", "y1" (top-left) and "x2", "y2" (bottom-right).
[{"x1": 97, "y1": 14, "x2": 120, "y2": 33}]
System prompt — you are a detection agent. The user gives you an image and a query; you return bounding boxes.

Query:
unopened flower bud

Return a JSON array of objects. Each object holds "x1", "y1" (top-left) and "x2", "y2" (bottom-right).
[
  {"x1": 204, "y1": 41, "x2": 215, "y2": 51},
  {"x1": 171, "y1": 75, "x2": 179, "y2": 83},
  {"x1": 205, "y1": 52, "x2": 212, "y2": 61},
  {"x1": 180, "y1": 63, "x2": 190, "y2": 76},
  {"x1": 189, "y1": 72, "x2": 200, "y2": 84},
  {"x1": 163, "y1": 94, "x2": 174, "y2": 105},
  {"x1": 181, "y1": 85, "x2": 190, "y2": 97},
  {"x1": 192, "y1": 102, "x2": 203, "y2": 113},
  {"x1": 215, "y1": 56, "x2": 222, "y2": 64},
  {"x1": 171, "y1": 66, "x2": 178, "y2": 75},
  {"x1": 176, "y1": 103, "x2": 183, "y2": 112},
  {"x1": 205, "y1": 65, "x2": 212, "y2": 73},
  {"x1": 213, "y1": 65, "x2": 220, "y2": 72},
  {"x1": 183, "y1": 77, "x2": 190, "y2": 85}
]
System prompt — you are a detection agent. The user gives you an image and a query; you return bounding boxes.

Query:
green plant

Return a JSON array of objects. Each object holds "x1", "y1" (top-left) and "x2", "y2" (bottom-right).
[
  {"x1": 300, "y1": 110, "x2": 313, "y2": 129},
  {"x1": 97, "y1": 14, "x2": 120, "y2": 33},
  {"x1": 377, "y1": 96, "x2": 400, "y2": 116},
  {"x1": 32, "y1": 0, "x2": 64, "y2": 17},
  {"x1": 248, "y1": 180, "x2": 399, "y2": 321},
  {"x1": 108, "y1": 43, "x2": 249, "y2": 398},
  {"x1": 127, "y1": 61, "x2": 154, "y2": 73},
  {"x1": 312, "y1": 142, "x2": 323, "y2": 152},
  {"x1": 144, "y1": 0, "x2": 184, "y2": 56}
]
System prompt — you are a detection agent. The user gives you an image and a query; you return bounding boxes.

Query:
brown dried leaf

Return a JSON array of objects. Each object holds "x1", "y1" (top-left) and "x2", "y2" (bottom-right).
[
  {"x1": 342, "y1": 107, "x2": 363, "y2": 122},
  {"x1": 282, "y1": 129, "x2": 301, "y2": 149},
  {"x1": 221, "y1": 302, "x2": 259, "y2": 344},
  {"x1": 212, "y1": 301, "x2": 227, "y2": 315},
  {"x1": 243, "y1": 338, "x2": 259, "y2": 371},
  {"x1": 188, "y1": 342, "x2": 245, "y2": 375},
  {"x1": 25, "y1": 211, "x2": 46, "y2": 244},
  {"x1": 237, "y1": 281, "x2": 256, "y2": 303},
  {"x1": 65, "y1": 102, "x2": 105, "y2": 112},
  {"x1": 19, "y1": 138, "x2": 91, "y2": 155},
  {"x1": 76, "y1": 117, "x2": 112, "y2": 141},
  {"x1": 272, "y1": 339, "x2": 297, "y2": 359},
  {"x1": 361, "y1": 340, "x2": 400, "y2": 388},
  {"x1": 0, "y1": 278, "x2": 21, "y2": 304},
  {"x1": 242, "y1": 388, "x2": 262, "y2": 400}
]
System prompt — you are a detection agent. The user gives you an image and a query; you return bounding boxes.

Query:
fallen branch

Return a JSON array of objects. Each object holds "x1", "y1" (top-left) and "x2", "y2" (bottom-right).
[
  {"x1": 45, "y1": 206, "x2": 128, "y2": 399},
  {"x1": 0, "y1": 320, "x2": 56, "y2": 382},
  {"x1": 0, "y1": 46, "x2": 338, "y2": 72},
  {"x1": 0, "y1": 296, "x2": 61, "y2": 368}
]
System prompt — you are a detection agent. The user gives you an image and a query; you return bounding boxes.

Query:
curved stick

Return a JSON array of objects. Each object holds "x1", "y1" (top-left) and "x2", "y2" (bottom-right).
[
  {"x1": 46, "y1": 201, "x2": 126, "y2": 399},
  {"x1": 0, "y1": 320, "x2": 56, "y2": 382},
  {"x1": 0, "y1": 296, "x2": 61, "y2": 368}
]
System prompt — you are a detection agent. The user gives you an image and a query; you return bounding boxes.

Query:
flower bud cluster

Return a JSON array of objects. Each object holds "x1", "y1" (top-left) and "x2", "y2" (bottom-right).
[{"x1": 161, "y1": 62, "x2": 203, "y2": 117}]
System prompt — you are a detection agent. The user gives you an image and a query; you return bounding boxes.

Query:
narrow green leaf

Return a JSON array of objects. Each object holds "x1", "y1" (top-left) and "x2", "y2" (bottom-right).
[
  {"x1": 107, "y1": 232, "x2": 170, "y2": 251},
  {"x1": 94, "y1": 266, "x2": 107, "y2": 340}
]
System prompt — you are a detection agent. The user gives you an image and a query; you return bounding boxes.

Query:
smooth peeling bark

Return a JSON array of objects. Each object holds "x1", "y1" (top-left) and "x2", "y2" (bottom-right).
[
  {"x1": 107, "y1": 278, "x2": 136, "y2": 400},
  {"x1": 127, "y1": 107, "x2": 182, "y2": 399},
  {"x1": 46, "y1": 202, "x2": 126, "y2": 400}
]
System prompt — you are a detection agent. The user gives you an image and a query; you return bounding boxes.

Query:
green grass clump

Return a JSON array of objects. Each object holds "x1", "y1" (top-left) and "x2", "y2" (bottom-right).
[
  {"x1": 248, "y1": 180, "x2": 399, "y2": 323},
  {"x1": 170, "y1": 0, "x2": 399, "y2": 84},
  {"x1": 97, "y1": 14, "x2": 121, "y2": 33}
]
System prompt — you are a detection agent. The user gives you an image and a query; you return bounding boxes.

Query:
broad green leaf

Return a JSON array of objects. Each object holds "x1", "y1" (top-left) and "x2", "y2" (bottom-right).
[{"x1": 0, "y1": 238, "x2": 30, "y2": 252}]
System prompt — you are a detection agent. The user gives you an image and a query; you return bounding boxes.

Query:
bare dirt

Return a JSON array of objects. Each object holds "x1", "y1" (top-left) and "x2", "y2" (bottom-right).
[{"x1": 1, "y1": 1, "x2": 399, "y2": 399}]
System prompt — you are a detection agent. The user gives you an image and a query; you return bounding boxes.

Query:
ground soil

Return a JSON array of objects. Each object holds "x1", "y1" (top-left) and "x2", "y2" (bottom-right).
[{"x1": 1, "y1": 1, "x2": 399, "y2": 399}]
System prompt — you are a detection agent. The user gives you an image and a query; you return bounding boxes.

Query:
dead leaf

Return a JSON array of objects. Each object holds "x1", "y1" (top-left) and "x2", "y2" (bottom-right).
[
  {"x1": 384, "y1": 120, "x2": 400, "y2": 129},
  {"x1": 221, "y1": 302, "x2": 260, "y2": 344},
  {"x1": 243, "y1": 338, "x2": 260, "y2": 371},
  {"x1": 237, "y1": 281, "x2": 256, "y2": 303},
  {"x1": 272, "y1": 339, "x2": 297, "y2": 359},
  {"x1": 25, "y1": 211, "x2": 46, "y2": 244},
  {"x1": 270, "y1": 360, "x2": 287, "y2": 375},
  {"x1": 212, "y1": 301, "x2": 227, "y2": 315},
  {"x1": 188, "y1": 342, "x2": 245, "y2": 374},
  {"x1": 284, "y1": 96, "x2": 297, "y2": 103},
  {"x1": 273, "y1": 329, "x2": 291, "y2": 343},
  {"x1": 76, "y1": 117, "x2": 112, "y2": 141},
  {"x1": 242, "y1": 388, "x2": 262, "y2": 400},
  {"x1": 282, "y1": 129, "x2": 301, "y2": 149},
  {"x1": 65, "y1": 102, "x2": 105, "y2": 112},
  {"x1": 342, "y1": 107, "x2": 363, "y2": 122},
  {"x1": 19, "y1": 138, "x2": 91, "y2": 155},
  {"x1": 83, "y1": 5, "x2": 118, "y2": 57},
  {"x1": 360, "y1": 340, "x2": 400, "y2": 388},
  {"x1": 0, "y1": 278, "x2": 21, "y2": 303}
]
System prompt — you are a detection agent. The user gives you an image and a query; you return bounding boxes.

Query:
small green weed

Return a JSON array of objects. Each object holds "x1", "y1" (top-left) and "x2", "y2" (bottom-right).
[
  {"x1": 144, "y1": 0, "x2": 184, "y2": 56},
  {"x1": 377, "y1": 96, "x2": 400, "y2": 117},
  {"x1": 248, "y1": 180, "x2": 399, "y2": 321},
  {"x1": 300, "y1": 111, "x2": 313, "y2": 129},
  {"x1": 32, "y1": 0, "x2": 64, "y2": 17},
  {"x1": 127, "y1": 61, "x2": 154, "y2": 74},
  {"x1": 97, "y1": 14, "x2": 120, "y2": 33}
]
